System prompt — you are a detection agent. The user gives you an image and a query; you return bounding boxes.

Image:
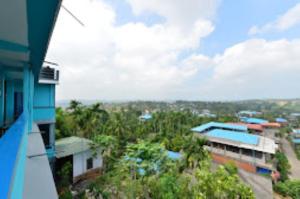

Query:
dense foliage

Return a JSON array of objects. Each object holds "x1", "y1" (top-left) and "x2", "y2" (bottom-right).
[
  {"x1": 274, "y1": 180, "x2": 300, "y2": 198},
  {"x1": 56, "y1": 101, "x2": 254, "y2": 198},
  {"x1": 275, "y1": 152, "x2": 291, "y2": 182}
]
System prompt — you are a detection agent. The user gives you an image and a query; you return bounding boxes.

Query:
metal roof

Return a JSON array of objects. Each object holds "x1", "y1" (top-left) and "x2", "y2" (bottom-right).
[
  {"x1": 55, "y1": 136, "x2": 92, "y2": 158},
  {"x1": 276, "y1": 118, "x2": 287, "y2": 123},
  {"x1": 292, "y1": 139, "x2": 300, "y2": 144},
  {"x1": 292, "y1": 129, "x2": 300, "y2": 134},
  {"x1": 167, "y1": 151, "x2": 181, "y2": 160},
  {"x1": 228, "y1": 123, "x2": 264, "y2": 132},
  {"x1": 206, "y1": 129, "x2": 259, "y2": 145},
  {"x1": 139, "y1": 114, "x2": 152, "y2": 120},
  {"x1": 241, "y1": 117, "x2": 268, "y2": 124},
  {"x1": 191, "y1": 122, "x2": 247, "y2": 133}
]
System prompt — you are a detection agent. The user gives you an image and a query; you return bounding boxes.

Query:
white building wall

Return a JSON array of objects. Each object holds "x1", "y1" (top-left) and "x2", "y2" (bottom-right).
[{"x1": 73, "y1": 150, "x2": 103, "y2": 178}]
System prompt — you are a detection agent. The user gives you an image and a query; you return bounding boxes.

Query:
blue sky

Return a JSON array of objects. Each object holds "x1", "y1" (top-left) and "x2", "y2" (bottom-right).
[
  {"x1": 47, "y1": 0, "x2": 300, "y2": 101},
  {"x1": 105, "y1": 0, "x2": 300, "y2": 56}
]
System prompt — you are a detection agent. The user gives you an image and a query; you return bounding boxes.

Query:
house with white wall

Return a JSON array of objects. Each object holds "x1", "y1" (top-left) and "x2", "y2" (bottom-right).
[{"x1": 55, "y1": 136, "x2": 103, "y2": 183}]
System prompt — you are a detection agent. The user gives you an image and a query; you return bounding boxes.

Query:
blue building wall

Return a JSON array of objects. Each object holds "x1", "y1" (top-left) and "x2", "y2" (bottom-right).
[{"x1": 33, "y1": 83, "x2": 56, "y2": 123}]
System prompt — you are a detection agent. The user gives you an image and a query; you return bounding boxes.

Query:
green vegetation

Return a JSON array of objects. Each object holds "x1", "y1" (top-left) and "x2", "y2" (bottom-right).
[
  {"x1": 274, "y1": 180, "x2": 300, "y2": 199},
  {"x1": 56, "y1": 100, "x2": 254, "y2": 198},
  {"x1": 275, "y1": 151, "x2": 291, "y2": 182},
  {"x1": 295, "y1": 145, "x2": 300, "y2": 160}
]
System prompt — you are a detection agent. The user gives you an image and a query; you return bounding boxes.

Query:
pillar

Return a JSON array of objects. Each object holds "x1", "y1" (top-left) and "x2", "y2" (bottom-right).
[
  {"x1": 0, "y1": 71, "x2": 4, "y2": 127},
  {"x1": 23, "y1": 66, "x2": 34, "y2": 132},
  {"x1": 5, "y1": 80, "x2": 15, "y2": 124}
]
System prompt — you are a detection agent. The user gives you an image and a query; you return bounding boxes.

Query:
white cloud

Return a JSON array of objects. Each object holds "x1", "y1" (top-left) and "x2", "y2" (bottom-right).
[
  {"x1": 47, "y1": 0, "x2": 300, "y2": 101},
  {"x1": 249, "y1": 3, "x2": 300, "y2": 35},
  {"x1": 46, "y1": 0, "x2": 216, "y2": 100},
  {"x1": 196, "y1": 39, "x2": 300, "y2": 100},
  {"x1": 127, "y1": 0, "x2": 220, "y2": 29}
]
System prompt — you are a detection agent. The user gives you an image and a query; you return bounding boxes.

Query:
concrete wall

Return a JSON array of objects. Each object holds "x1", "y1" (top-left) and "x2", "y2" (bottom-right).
[{"x1": 73, "y1": 150, "x2": 102, "y2": 179}]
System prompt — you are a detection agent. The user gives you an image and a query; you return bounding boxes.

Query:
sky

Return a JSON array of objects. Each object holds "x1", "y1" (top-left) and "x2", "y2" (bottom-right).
[{"x1": 46, "y1": 0, "x2": 300, "y2": 101}]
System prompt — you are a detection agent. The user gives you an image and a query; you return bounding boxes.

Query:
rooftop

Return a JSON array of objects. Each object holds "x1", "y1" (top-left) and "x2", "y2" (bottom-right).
[
  {"x1": 261, "y1": 122, "x2": 281, "y2": 128},
  {"x1": 139, "y1": 113, "x2": 152, "y2": 120},
  {"x1": 228, "y1": 122, "x2": 264, "y2": 132},
  {"x1": 191, "y1": 122, "x2": 247, "y2": 133},
  {"x1": 276, "y1": 118, "x2": 288, "y2": 123},
  {"x1": 292, "y1": 139, "x2": 300, "y2": 144},
  {"x1": 241, "y1": 117, "x2": 269, "y2": 124},
  {"x1": 292, "y1": 129, "x2": 300, "y2": 134},
  {"x1": 167, "y1": 151, "x2": 181, "y2": 160},
  {"x1": 206, "y1": 129, "x2": 259, "y2": 145},
  {"x1": 55, "y1": 136, "x2": 93, "y2": 158}
]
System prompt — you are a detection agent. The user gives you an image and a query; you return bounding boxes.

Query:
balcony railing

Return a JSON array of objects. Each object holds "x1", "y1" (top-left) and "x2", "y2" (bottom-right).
[
  {"x1": 0, "y1": 113, "x2": 27, "y2": 199},
  {"x1": 38, "y1": 66, "x2": 59, "y2": 84}
]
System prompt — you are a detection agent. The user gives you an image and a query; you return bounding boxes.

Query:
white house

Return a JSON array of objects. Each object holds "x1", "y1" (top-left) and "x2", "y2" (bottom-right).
[{"x1": 55, "y1": 136, "x2": 103, "y2": 183}]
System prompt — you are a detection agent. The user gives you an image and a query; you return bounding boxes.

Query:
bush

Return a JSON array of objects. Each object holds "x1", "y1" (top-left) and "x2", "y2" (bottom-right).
[
  {"x1": 274, "y1": 180, "x2": 300, "y2": 198},
  {"x1": 275, "y1": 152, "x2": 291, "y2": 181}
]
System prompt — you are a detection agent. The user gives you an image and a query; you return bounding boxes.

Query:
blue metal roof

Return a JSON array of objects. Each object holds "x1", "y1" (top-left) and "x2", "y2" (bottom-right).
[
  {"x1": 239, "y1": 111, "x2": 259, "y2": 115},
  {"x1": 241, "y1": 117, "x2": 268, "y2": 124},
  {"x1": 292, "y1": 139, "x2": 300, "y2": 144},
  {"x1": 206, "y1": 129, "x2": 259, "y2": 145},
  {"x1": 292, "y1": 129, "x2": 300, "y2": 134},
  {"x1": 191, "y1": 122, "x2": 247, "y2": 133},
  {"x1": 276, "y1": 118, "x2": 287, "y2": 123},
  {"x1": 140, "y1": 114, "x2": 152, "y2": 120},
  {"x1": 167, "y1": 151, "x2": 181, "y2": 160}
]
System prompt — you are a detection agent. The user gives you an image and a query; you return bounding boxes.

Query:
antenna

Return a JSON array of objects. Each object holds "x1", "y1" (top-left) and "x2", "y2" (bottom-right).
[{"x1": 62, "y1": 5, "x2": 85, "y2": 27}]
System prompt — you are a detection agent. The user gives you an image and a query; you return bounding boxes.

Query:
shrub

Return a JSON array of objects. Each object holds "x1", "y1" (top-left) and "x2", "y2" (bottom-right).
[{"x1": 274, "y1": 180, "x2": 300, "y2": 199}]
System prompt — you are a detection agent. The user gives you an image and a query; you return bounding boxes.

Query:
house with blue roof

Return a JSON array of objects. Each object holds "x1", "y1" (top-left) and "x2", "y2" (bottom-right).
[
  {"x1": 139, "y1": 113, "x2": 152, "y2": 121},
  {"x1": 275, "y1": 118, "x2": 288, "y2": 124},
  {"x1": 240, "y1": 117, "x2": 269, "y2": 125},
  {"x1": 191, "y1": 122, "x2": 248, "y2": 133},
  {"x1": 291, "y1": 129, "x2": 300, "y2": 145},
  {"x1": 0, "y1": 1, "x2": 62, "y2": 198},
  {"x1": 238, "y1": 110, "x2": 261, "y2": 117},
  {"x1": 192, "y1": 122, "x2": 278, "y2": 174}
]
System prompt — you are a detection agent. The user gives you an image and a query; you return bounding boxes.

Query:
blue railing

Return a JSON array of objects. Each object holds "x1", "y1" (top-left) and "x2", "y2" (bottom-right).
[{"x1": 0, "y1": 114, "x2": 27, "y2": 199}]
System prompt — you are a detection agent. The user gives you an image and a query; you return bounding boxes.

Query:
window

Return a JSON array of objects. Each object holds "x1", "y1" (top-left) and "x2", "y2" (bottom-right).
[{"x1": 86, "y1": 157, "x2": 93, "y2": 170}]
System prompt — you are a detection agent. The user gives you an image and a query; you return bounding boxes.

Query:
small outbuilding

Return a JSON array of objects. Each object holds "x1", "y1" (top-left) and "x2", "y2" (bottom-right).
[{"x1": 55, "y1": 136, "x2": 103, "y2": 183}]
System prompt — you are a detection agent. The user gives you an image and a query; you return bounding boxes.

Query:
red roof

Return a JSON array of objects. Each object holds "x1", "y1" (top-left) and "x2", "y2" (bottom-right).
[
  {"x1": 228, "y1": 122, "x2": 264, "y2": 132},
  {"x1": 261, "y1": 122, "x2": 281, "y2": 128}
]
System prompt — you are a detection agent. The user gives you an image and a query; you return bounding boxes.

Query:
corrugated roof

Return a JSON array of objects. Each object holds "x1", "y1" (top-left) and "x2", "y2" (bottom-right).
[
  {"x1": 55, "y1": 136, "x2": 92, "y2": 158},
  {"x1": 167, "y1": 151, "x2": 181, "y2": 160},
  {"x1": 292, "y1": 129, "x2": 300, "y2": 134},
  {"x1": 292, "y1": 139, "x2": 300, "y2": 144},
  {"x1": 228, "y1": 122, "x2": 264, "y2": 132},
  {"x1": 206, "y1": 129, "x2": 259, "y2": 145},
  {"x1": 276, "y1": 118, "x2": 287, "y2": 123},
  {"x1": 261, "y1": 122, "x2": 281, "y2": 128},
  {"x1": 241, "y1": 117, "x2": 268, "y2": 124},
  {"x1": 191, "y1": 122, "x2": 247, "y2": 133},
  {"x1": 139, "y1": 114, "x2": 152, "y2": 120}
]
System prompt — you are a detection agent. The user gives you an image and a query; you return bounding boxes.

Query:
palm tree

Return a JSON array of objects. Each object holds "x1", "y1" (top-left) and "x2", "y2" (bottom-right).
[{"x1": 183, "y1": 136, "x2": 208, "y2": 169}]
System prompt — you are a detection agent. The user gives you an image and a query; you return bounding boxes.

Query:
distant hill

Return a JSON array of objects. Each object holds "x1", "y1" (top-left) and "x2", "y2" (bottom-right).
[{"x1": 57, "y1": 99, "x2": 300, "y2": 114}]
